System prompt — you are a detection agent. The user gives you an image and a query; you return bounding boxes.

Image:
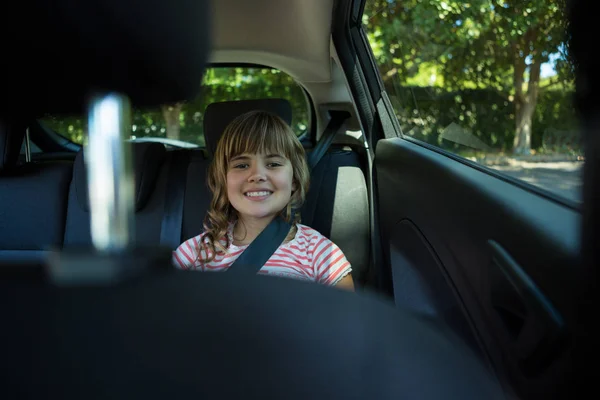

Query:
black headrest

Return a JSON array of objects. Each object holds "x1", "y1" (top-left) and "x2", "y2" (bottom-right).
[
  {"x1": 73, "y1": 143, "x2": 166, "y2": 212},
  {"x1": 203, "y1": 99, "x2": 293, "y2": 155},
  {"x1": 0, "y1": 120, "x2": 26, "y2": 171},
  {"x1": 4, "y1": 0, "x2": 211, "y2": 118}
]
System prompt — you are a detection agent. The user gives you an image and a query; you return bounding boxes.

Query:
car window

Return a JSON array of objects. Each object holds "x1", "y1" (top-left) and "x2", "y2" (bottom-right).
[
  {"x1": 363, "y1": 0, "x2": 581, "y2": 203},
  {"x1": 39, "y1": 66, "x2": 310, "y2": 148}
]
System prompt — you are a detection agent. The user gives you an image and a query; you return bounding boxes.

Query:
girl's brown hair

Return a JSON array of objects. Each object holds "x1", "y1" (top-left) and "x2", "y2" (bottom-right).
[{"x1": 197, "y1": 110, "x2": 310, "y2": 263}]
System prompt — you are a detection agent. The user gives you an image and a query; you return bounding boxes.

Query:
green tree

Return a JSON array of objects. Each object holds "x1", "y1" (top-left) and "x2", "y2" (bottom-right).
[{"x1": 364, "y1": 0, "x2": 573, "y2": 154}]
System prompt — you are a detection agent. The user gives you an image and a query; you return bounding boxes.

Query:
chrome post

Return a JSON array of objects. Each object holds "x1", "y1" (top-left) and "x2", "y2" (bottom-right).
[
  {"x1": 86, "y1": 93, "x2": 135, "y2": 252},
  {"x1": 24, "y1": 127, "x2": 32, "y2": 163}
]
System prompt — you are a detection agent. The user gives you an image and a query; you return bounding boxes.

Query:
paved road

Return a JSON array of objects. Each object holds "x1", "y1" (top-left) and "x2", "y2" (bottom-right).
[{"x1": 490, "y1": 161, "x2": 584, "y2": 203}]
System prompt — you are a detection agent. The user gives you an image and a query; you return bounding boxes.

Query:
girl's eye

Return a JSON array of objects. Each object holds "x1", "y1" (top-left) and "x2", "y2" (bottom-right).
[
  {"x1": 232, "y1": 163, "x2": 249, "y2": 169},
  {"x1": 267, "y1": 162, "x2": 282, "y2": 168}
]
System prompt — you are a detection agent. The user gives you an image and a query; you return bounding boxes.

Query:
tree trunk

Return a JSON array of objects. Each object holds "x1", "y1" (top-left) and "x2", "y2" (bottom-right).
[
  {"x1": 513, "y1": 57, "x2": 541, "y2": 155},
  {"x1": 161, "y1": 103, "x2": 183, "y2": 140},
  {"x1": 513, "y1": 99, "x2": 535, "y2": 154},
  {"x1": 513, "y1": 42, "x2": 526, "y2": 153}
]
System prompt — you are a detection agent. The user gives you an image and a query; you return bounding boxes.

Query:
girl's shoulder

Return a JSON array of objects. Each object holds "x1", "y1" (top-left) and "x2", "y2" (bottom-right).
[
  {"x1": 292, "y1": 223, "x2": 331, "y2": 246},
  {"x1": 173, "y1": 233, "x2": 206, "y2": 269},
  {"x1": 181, "y1": 226, "x2": 230, "y2": 246},
  {"x1": 179, "y1": 231, "x2": 208, "y2": 247},
  {"x1": 177, "y1": 230, "x2": 227, "y2": 254}
]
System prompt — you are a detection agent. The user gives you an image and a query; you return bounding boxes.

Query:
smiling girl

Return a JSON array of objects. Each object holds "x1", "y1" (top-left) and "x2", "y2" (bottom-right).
[{"x1": 172, "y1": 110, "x2": 354, "y2": 290}]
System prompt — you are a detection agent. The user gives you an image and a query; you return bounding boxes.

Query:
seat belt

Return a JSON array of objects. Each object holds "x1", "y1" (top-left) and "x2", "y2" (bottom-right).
[
  {"x1": 227, "y1": 217, "x2": 292, "y2": 274},
  {"x1": 307, "y1": 110, "x2": 351, "y2": 171},
  {"x1": 302, "y1": 110, "x2": 351, "y2": 227},
  {"x1": 160, "y1": 151, "x2": 190, "y2": 249}
]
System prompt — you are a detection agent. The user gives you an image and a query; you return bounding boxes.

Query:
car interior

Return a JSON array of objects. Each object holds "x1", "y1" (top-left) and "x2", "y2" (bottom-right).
[{"x1": 1, "y1": 0, "x2": 596, "y2": 399}]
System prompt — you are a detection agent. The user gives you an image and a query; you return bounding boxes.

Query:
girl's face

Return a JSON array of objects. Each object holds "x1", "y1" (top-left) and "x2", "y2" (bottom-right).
[{"x1": 226, "y1": 152, "x2": 296, "y2": 223}]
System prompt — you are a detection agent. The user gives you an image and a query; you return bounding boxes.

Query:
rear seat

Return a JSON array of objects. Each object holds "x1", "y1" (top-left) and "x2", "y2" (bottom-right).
[
  {"x1": 63, "y1": 143, "x2": 209, "y2": 248},
  {"x1": 64, "y1": 142, "x2": 165, "y2": 247},
  {"x1": 301, "y1": 146, "x2": 370, "y2": 284},
  {"x1": 2, "y1": 99, "x2": 370, "y2": 286},
  {"x1": 180, "y1": 151, "x2": 212, "y2": 242},
  {"x1": 0, "y1": 120, "x2": 72, "y2": 262}
]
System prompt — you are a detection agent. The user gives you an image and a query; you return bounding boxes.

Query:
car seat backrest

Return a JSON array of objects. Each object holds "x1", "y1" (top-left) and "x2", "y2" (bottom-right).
[
  {"x1": 63, "y1": 142, "x2": 168, "y2": 248},
  {"x1": 0, "y1": 120, "x2": 72, "y2": 262}
]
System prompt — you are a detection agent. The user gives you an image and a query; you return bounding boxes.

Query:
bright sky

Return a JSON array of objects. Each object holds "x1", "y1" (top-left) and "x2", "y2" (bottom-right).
[
  {"x1": 541, "y1": 63, "x2": 556, "y2": 78},
  {"x1": 530, "y1": 52, "x2": 562, "y2": 79}
]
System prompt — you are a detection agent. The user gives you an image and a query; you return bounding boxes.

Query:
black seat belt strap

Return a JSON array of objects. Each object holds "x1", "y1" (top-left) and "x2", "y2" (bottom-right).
[
  {"x1": 160, "y1": 150, "x2": 190, "y2": 249},
  {"x1": 307, "y1": 110, "x2": 351, "y2": 171},
  {"x1": 227, "y1": 217, "x2": 292, "y2": 274}
]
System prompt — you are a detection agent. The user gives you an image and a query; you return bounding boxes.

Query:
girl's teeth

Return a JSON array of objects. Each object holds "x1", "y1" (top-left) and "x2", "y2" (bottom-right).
[{"x1": 246, "y1": 191, "x2": 270, "y2": 197}]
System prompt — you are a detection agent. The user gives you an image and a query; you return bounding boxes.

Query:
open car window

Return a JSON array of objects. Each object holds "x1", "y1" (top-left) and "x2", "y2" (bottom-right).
[
  {"x1": 362, "y1": 0, "x2": 580, "y2": 204},
  {"x1": 38, "y1": 66, "x2": 310, "y2": 148}
]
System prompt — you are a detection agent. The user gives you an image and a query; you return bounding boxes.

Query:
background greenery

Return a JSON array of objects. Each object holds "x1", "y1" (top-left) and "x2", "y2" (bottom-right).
[
  {"x1": 364, "y1": 0, "x2": 577, "y2": 156},
  {"x1": 40, "y1": 67, "x2": 310, "y2": 147}
]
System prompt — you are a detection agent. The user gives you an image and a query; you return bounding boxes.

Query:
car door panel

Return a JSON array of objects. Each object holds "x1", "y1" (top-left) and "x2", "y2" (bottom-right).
[
  {"x1": 375, "y1": 137, "x2": 579, "y2": 397},
  {"x1": 387, "y1": 217, "x2": 486, "y2": 358}
]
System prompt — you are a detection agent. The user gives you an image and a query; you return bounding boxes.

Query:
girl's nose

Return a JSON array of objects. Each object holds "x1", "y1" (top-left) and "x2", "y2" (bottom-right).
[{"x1": 247, "y1": 164, "x2": 267, "y2": 182}]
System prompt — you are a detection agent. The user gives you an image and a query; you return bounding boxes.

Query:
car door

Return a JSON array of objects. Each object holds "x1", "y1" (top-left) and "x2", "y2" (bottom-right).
[{"x1": 332, "y1": 0, "x2": 590, "y2": 398}]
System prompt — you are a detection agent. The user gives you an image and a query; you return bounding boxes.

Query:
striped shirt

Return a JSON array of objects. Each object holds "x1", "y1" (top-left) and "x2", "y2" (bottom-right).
[{"x1": 172, "y1": 223, "x2": 352, "y2": 286}]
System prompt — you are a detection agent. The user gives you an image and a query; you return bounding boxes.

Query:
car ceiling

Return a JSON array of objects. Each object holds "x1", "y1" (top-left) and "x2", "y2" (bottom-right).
[{"x1": 208, "y1": 0, "x2": 361, "y2": 135}]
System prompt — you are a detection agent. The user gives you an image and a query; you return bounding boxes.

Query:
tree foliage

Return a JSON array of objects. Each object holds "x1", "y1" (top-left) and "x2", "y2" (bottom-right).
[{"x1": 363, "y1": 0, "x2": 575, "y2": 154}]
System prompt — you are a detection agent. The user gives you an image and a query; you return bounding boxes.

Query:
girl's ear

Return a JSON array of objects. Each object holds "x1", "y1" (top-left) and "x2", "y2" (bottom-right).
[{"x1": 292, "y1": 180, "x2": 297, "y2": 192}]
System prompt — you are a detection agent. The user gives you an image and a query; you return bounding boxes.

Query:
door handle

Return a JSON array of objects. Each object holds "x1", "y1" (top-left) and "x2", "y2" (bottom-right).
[{"x1": 488, "y1": 240, "x2": 567, "y2": 376}]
